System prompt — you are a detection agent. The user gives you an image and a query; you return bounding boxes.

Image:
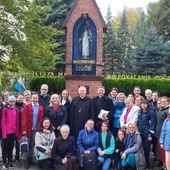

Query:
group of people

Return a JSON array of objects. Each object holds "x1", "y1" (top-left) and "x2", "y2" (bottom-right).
[{"x1": 0, "y1": 84, "x2": 170, "y2": 170}]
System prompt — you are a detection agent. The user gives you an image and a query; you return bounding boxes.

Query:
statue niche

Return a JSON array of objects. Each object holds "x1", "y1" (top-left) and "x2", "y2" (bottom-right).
[{"x1": 78, "y1": 23, "x2": 92, "y2": 59}]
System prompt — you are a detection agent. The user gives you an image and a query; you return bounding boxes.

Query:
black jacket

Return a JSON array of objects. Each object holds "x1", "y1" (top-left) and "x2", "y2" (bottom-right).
[
  {"x1": 45, "y1": 105, "x2": 67, "y2": 128},
  {"x1": 38, "y1": 94, "x2": 50, "y2": 111},
  {"x1": 52, "y1": 136, "x2": 76, "y2": 163}
]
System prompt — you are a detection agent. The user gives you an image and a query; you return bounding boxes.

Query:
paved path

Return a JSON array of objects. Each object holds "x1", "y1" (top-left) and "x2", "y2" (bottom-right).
[{"x1": 0, "y1": 152, "x2": 161, "y2": 170}]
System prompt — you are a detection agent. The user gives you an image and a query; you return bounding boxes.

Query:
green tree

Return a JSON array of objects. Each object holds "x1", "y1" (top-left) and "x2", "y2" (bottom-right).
[
  {"x1": 135, "y1": 11, "x2": 146, "y2": 40},
  {"x1": 133, "y1": 27, "x2": 166, "y2": 76},
  {"x1": 0, "y1": 0, "x2": 59, "y2": 72},
  {"x1": 156, "y1": 0, "x2": 170, "y2": 41},
  {"x1": 164, "y1": 41, "x2": 170, "y2": 75},
  {"x1": 117, "y1": 8, "x2": 133, "y2": 74},
  {"x1": 43, "y1": 0, "x2": 75, "y2": 73},
  {"x1": 103, "y1": 6, "x2": 120, "y2": 75},
  {"x1": 0, "y1": 0, "x2": 25, "y2": 70},
  {"x1": 147, "y1": 0, "x2": 170, "y2": 41}
]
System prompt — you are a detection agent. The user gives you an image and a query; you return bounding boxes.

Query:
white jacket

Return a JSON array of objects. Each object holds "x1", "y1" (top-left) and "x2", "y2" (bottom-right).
[{"x1": 120, "y1": 105, "x2": 140, "y2": 128}]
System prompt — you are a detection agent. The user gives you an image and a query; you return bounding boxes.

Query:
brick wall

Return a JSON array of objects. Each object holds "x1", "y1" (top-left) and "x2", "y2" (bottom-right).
[
  {"x1": 65, "y1": 0, "x2": 105, "y2": 97},
  {"x1": 65, "y1": 76, "x2": 103, "y2": 98}
]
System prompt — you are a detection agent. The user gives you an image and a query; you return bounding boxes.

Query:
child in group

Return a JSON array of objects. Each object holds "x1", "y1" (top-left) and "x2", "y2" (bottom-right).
[
  {"x1": 1, "y1": 96, "x2": 19, "y2": 169},
  {"x1": 113, "y1": 129, "x2": 125, "y2": 170}
]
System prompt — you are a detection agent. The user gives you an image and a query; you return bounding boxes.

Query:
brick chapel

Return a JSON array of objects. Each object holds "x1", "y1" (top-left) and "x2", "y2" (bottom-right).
[{"x1": 64, "y1": 0, "x2": 106, "y2": 98}]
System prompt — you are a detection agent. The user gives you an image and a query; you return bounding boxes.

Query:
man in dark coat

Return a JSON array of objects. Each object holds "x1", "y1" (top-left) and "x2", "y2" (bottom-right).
[
  {"x1": 93, "y1": 85, "x2": 114, "y2": 132},
  {"x1": 69, "y1": 86, "x2": 94, "y2": 142},
  {"x1": 38, "y1": 84, "x2": 50, "y2": 113}
]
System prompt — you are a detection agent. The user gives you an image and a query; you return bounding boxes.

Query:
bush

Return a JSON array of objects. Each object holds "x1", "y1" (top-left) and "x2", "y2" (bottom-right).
[
  {"x1": 103, "y1": 77, "x2": 170, "y2": 96},
  {"x1": 29, "y1": 76, "x2": 170, "y2": 97},
  {"x1": 29, "y1": 76, "x2": 65, "y2": 95}
]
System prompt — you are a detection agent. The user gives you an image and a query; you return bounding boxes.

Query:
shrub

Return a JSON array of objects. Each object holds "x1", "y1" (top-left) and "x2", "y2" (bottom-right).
[
  {"x1": 103, "y1": 78, "x2": 170, "y2": 96},
  {"x1": 29, "y1": 76, "x2": 65, "y2": 95}
]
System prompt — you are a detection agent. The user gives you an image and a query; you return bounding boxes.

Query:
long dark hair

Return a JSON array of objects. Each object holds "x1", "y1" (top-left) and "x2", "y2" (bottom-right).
[
  {"x1": 99, "y1": 121, "x2": 110, "y2": 133},
  {"x1": 37, "y1": 117, "x2": 54, "y2": 132}
]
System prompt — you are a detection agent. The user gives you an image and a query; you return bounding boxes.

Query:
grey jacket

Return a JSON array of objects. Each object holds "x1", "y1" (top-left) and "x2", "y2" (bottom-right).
[{"x1": 124, "y1": 134, "x2": 146, "y2": 170}]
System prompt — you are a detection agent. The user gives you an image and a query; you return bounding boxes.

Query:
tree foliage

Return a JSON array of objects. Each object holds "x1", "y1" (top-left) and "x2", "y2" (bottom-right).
[
  {"x1": 147, "y1": 0, "x2": 170, "y2": 41},
  {"x1": 0, "y1": 0, "x2": 59, "y2": 72},
  {"x1": 133, "y1": 27, "x2": 167, "y2": 76},
  {"x1": 43, "y1": 0, "x2": 75, "y2": 72},
  {"x1": 103, "y1": 6, "x2": 120, "y2": 75}
]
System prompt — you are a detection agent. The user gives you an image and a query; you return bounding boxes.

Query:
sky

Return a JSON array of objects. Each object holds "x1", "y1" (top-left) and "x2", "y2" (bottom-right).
[{"x1": 96, "y1": 0, "x2": 160, "y2": 18}]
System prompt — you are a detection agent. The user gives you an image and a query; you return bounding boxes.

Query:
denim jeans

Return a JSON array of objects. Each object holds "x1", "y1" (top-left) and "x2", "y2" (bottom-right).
[{"x1": 97, "y1": 156, "x2": 112, "y2": 170}]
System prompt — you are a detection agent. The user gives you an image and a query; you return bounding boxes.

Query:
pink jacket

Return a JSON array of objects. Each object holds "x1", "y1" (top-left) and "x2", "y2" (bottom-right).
[{"x1": 1, "y1": 107, "x2": 19, "y2": 139}]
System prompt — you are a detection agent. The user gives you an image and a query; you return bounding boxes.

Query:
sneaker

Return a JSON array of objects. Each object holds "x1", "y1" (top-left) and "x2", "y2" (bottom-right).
[
  {"x1": 8, "y1": 162, "x2": 14, "y2": 169},
  {"x1": 15, "y1": 159, "x2": 19, "y2": 163},
  {"x1": 2, "y1": 163, "x2": 9, "y2": 169},
  {"x1": 160, "y1": 166, "x2": 167, "y2": 170}
]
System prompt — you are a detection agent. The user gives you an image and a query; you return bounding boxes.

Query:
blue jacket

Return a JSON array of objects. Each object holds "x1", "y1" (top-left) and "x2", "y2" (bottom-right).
[
  {"x1": 113, "y1": 102, "x2": 126, "y2": 128},
  {"x1": 160, "y1": 119, "x2": 170, "y2": 151},
  {"x1": 137, "y1": 108, "x2": 155, "y2": 137},
  {"x1": 77, "y1": 128, "x2": 99, "y2": 153}
]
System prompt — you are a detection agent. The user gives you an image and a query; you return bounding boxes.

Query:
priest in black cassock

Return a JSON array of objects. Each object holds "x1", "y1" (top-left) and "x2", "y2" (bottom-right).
[
  {"x1": 69, "y1": 86, "x2": 94, "y2": 142},
  {"x1": 93, "y1": 85, "x2": 114, "y2": 132}
]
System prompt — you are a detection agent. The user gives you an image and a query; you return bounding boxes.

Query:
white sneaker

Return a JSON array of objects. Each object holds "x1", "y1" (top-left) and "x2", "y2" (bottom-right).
[{"x1": 2, "y1": 163, "x2": 9, "y2": 169}]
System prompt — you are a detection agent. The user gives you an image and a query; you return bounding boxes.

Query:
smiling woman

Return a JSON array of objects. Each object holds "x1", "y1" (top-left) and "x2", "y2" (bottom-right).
[{"x1": 121, "y1": 122, "x2": 146, "y2": 170}]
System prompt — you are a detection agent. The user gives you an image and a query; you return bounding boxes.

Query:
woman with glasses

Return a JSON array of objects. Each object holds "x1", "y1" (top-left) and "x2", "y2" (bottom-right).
[
  {"x1": 121, "y1": 122, "x2": 146, "y2": 170},
  {"x1": 112, "y1": 92, "x2": 126, "y2": 138}
]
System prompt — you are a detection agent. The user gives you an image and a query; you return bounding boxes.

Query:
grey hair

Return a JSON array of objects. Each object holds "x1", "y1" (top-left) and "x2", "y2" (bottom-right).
[
  {"x1": 145, "y1": 89, "x2": 152, "y2": 94},
  {"x1": 23, "y1": 90, "x2": 31, "y2": 95},
  {"x1": 60, "y1": 124, "x2": 70, "y2": 133}
]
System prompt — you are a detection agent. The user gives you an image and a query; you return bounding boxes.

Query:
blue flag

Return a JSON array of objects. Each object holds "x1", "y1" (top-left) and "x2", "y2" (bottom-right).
[{"x1": 13, "y1": 77, "x2": 26, "y2": 94}]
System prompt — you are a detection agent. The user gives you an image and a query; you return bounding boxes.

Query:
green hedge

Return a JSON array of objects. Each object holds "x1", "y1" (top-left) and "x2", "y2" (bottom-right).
[
  {"x1": 29, "y1": 76, "x2": 65, "y2": 95},
  {"x1": 29, "y1": 77, "x2": 170, "y2": 96},
  {"x1": 103, "y1": 78, "x2": 170, "y2": 96}
]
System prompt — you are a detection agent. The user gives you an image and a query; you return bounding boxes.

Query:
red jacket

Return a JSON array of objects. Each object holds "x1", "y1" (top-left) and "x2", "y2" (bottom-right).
[{"x1": 21, "y1": 103, "x2": 44, "y2": 137}]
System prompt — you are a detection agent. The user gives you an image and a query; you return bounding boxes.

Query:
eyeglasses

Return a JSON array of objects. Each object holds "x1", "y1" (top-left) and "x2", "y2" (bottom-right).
[
  {"x1": 128, "y1": 127, "x2": 135, "y2": 129},
  {"x1": 41, "y1": 89, "x2": 48, "y2": 90}
]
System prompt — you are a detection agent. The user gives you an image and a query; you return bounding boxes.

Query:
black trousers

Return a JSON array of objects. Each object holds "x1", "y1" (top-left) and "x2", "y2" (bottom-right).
[
  {"x1": 2, "y1": 133, "x2": 15, "y2": 164},
  {"x1": 14, "y1": 137, "x2": 20, "y2": 160}
]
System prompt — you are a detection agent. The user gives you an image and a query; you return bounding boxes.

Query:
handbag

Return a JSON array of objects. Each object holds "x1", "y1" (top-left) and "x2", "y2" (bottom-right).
[
  {"x1": 35, "y1": 149, "x2": 50, "y2": 160},
  {"x1": 35, "y1": 132, "x2": 52, "y2": 160}
]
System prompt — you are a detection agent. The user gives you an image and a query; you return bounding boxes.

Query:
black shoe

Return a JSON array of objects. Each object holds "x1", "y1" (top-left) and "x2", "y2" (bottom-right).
[
  {"x1": 8, "y1": 162, "x2": 14, "y2": 169},
  {"x1": 24, "y1": 160, "x2": 30, "y2": 169},
  {"x1": 28, "y1": 157, "x2": 37, "y2": 166}
]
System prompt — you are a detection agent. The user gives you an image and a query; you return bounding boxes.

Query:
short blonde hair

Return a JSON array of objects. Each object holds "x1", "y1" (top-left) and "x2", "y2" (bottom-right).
[
  {"x1": 124, "y1": 97, "x2": 134, "y2": 104},
  {"x1": 49, "y1": 94, "x2": 61, "y2": 106},
  {"x1": 116, "y1": 92, "x2": 126, "y2": 101},
  {"x1": 127, "y1": 122, "x2": 140, "y2": 134}
]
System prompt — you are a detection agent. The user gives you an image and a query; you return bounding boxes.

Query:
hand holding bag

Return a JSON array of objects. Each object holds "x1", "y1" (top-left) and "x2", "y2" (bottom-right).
[{"x1": 35, "y1": 132, "x2": 52, "y2": 160}]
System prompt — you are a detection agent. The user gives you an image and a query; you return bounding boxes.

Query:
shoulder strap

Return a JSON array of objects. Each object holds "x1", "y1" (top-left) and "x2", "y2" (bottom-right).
[{"x1": 39, "y1": 132, "x2": 50, "y2": 143}]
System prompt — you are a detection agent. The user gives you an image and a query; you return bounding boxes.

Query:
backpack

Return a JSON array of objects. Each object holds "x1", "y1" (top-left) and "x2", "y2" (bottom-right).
[
  {"x1": 83, "y1": 152, "x2": 97, "y2": 170},
  {"x1": 19, "y1": 135, "x2": 29, "y2": 152}
]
